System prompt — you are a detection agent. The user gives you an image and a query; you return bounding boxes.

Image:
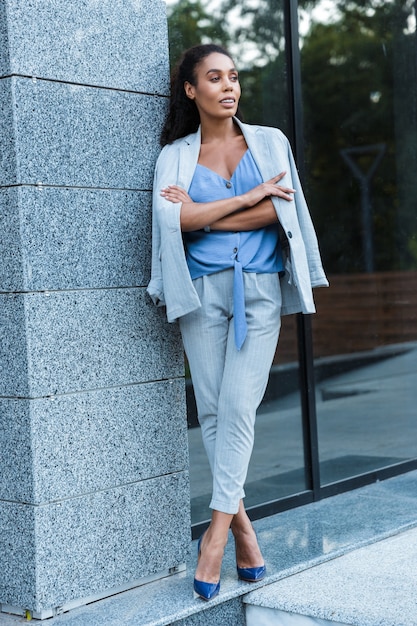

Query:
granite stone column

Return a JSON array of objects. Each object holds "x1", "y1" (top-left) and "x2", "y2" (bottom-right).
[{"x1": 0, "y1": 0, "x2": 190, "y2": 619}]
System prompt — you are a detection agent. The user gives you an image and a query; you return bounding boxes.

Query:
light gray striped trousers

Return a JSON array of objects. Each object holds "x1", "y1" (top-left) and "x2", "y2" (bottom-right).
[{"x1": 179, "y1": 268, "x2": 282, "y2": 515}]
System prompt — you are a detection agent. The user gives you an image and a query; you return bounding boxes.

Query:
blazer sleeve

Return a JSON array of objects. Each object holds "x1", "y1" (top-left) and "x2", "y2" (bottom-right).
[
  {"x1": 146, "y1": 161, "x2": 165, "y2": 307},
  {"x1": 284, "y1": 133, "x2": 329, "y2": 288},
  {"x1": 146, "y1": 142, "x2": 201, "y2": 321}
]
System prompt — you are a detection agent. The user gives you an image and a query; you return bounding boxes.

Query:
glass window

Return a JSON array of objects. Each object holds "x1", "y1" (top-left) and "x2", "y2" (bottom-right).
[{"x1": 299, "y1": 0, "x2": 417, "y2": 485}]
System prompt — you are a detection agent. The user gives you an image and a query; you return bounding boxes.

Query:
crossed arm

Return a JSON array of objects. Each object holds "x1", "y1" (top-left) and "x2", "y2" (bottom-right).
[{"x1": 160, "y1": 172, "x2": 295, "y2": 232}]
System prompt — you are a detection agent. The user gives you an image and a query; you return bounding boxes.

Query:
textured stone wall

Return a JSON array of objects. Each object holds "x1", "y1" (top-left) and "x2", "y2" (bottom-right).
[{"x1": 0, "y1": 0, "x2": 190, "y2": 616}]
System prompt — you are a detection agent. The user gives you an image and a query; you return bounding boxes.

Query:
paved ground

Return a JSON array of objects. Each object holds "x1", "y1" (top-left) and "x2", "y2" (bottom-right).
[{"x1": 246, "y1": 525, "x2": 417, "y2": 626}]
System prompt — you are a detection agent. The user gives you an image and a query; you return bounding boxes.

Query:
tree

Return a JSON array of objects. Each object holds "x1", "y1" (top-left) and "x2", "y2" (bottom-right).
[
  {"x1": 166, "y1": 0, "x2": 229, "y2": 69},
  {"x1": 300, "y1": 0, "x2": 417, "y2": 272}
]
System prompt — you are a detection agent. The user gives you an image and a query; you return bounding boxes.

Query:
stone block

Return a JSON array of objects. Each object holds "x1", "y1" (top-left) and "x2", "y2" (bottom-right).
[
  {"x1": 0, "y1": 187, "x2": 23, "y2": 291},
  {"x1": 0, "y1": 293, "x2": 29, "y2": 396},
  {"x1": 0, "y1": 473, "x2": 191, "y2": 613},
  {"x1": 2, "y1": 77, "x2": 166, "y2": 189},
  {"x1": 0, "y1": 2, "x2": 9, "y2": 76},
  {"x1": 0, "y1": 379, "x2": 188, "y2": 504},
  {"x1": 0, "y1": 79, "x2": 17, "y2": 185},
  {"x1": 173, "y1": 598, "x2": 247, "y2": 626},
  {"x1": 0, "y1": 502, "x2": 36, "y2": 610},
  {"x1": 0, "y1": 398, "x2": 33, "y2": 503},
  {"x1": 0, "y1": 186, "x2": 152, "y2": 292},
  {"x1": 0, "y1": 289, "x2": 183, "y2": 398},
  {"x1": 2, "y1": 0, "x2": 169, "y2": 94}
]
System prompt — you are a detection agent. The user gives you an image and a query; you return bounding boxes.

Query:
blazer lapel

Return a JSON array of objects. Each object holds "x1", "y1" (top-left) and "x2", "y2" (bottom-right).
[
  {"x1": 178, "y1": 127, "x2": 201, "y2": 190},
  {"x1": 235, "y1": 118, "x2": 286, "y2": 181},
  {"x1": 234, "y1": 118, "x2": 291, "y2": 228}
]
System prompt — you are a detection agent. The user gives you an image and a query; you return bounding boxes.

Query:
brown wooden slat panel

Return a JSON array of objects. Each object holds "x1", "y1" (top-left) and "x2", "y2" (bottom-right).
[{"x1": 275, "y1": 271, "x2": 417, "y2": 363}]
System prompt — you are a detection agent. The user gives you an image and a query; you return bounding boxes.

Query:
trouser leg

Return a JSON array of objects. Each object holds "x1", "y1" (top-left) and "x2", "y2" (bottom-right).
[
  {"x1": 210, "y1": 272, "x2": 281, "y2": 513},
  {"x1": 179, "y1": 270, "x2": 282, "y2": 515},
  {"x1": 179, "y1": 271, "x2": 232, "y2": 473}
]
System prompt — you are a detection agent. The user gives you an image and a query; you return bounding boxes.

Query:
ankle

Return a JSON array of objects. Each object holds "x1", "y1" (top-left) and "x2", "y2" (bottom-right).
[
  {"x1": 202, "y1": 527, "x2": 229, "y2": 552},
  {"x1": 231, "y1": 518, "x2": 254, "y2": 538}
]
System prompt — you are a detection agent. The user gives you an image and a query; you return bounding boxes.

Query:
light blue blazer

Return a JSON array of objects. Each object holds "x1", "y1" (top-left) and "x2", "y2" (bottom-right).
[{"x1": 147, "y1": 118, "x2": 328, "y2": 322}]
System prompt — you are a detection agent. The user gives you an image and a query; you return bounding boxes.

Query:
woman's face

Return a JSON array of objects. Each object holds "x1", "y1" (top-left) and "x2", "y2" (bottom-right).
[{"x1": 184, "y1": 52, "x2": 241, "y2": 122}]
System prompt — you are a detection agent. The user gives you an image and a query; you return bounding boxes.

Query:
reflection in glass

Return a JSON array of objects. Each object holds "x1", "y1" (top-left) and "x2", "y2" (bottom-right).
[
  {"x1": 167, "y1": 0, "x2": 306, "y2": 525},
  {"x1": 299, "y1": 0, "x2": 417, "y2": 484}
]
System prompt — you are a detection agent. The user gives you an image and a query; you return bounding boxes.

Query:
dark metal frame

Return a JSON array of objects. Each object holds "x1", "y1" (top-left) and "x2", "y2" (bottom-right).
[{"x1": 190, "y1": 0, "x2": 417, "y2": 539}]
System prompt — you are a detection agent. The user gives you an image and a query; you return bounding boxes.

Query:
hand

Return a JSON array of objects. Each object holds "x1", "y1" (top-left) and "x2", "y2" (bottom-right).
[
  {"x1": 241, "y1": 172, "x2": 295, "y2": 208},
  {"x1": 160, "y1": 185, "x2": 191, "y2": 204}
]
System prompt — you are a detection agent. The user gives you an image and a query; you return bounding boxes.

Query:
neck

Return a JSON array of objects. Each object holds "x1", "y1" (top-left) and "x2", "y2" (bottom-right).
[{"x1": 200, "y1": 116, "x2": 239, "y2": 144}]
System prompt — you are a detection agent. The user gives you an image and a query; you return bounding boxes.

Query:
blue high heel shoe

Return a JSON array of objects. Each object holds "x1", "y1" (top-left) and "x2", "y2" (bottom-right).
[
  {"x1": 236, "y1": 564, "x2": 266, "y2": 582},
  {"x1": 193, "y1": 535, "x2": 221, "y2": 601},
  {"x1": 235, "y1": 528, "x2": 266, "y2": 582}
]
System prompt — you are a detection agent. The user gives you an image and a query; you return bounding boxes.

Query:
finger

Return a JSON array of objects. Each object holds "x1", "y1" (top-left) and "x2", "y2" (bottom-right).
[
  {"x1": 160, "y1": 190, "x2": 181, "y2": 199},
  {"x1": 161, "y1": 187, "x2": 182, "y2": 195},
  {"x1": 267, "y1": 172, "x2": 287, "y2": 184},
  {"x1": 276, "y1": 185, "x2": 296, "y2": 194},
  {"x1": 266, "y1": 183, "x2": 295, "y2": 196},
  {"x1": 161, "y1": 185, "x2": 184, "y2": 192},
  {"x1": 267, "y1": 186, "x2": 294, "y2": 201},
  {"x1": 277, "y1": 190, "x2": 294, "y2": 201}
]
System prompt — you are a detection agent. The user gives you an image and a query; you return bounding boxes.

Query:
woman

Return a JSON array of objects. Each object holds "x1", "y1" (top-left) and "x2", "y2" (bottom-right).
[{"x1": 147, "y1": 43, "x2": 328, "y2": 601}]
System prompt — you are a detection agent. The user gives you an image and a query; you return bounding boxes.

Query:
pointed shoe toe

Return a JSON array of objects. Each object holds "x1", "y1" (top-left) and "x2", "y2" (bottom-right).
[
  {"x1": 237, "y1": 564, "x2": 266, "y2": 582},
  {"x1": 193, "y1": 578, "x2": 220, "y2": 601}
]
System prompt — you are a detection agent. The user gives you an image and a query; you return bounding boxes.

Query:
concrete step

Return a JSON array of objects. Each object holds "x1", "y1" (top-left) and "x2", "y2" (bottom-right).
[{"x1": 245, "y1": 526, "x2": 417, "y2": 626}]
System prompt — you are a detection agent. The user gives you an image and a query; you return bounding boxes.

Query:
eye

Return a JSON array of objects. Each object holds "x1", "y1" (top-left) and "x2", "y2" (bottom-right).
[
  {"x1": 230, "y1": 74, "x2": 239, "y2": 82},
  {"x1": 210, "y1": 75, "x2": 220, "y2": 82}
]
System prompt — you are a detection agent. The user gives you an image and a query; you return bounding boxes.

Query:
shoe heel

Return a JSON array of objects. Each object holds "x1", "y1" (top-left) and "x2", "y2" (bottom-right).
[{"x1": 237, "y1": 564, "x2": 266, "y2": 582}]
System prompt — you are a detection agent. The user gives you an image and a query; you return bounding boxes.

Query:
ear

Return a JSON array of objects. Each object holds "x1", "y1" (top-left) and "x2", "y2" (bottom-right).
[{"x1": 184, "y1": 81, "x2": 196, "y2": 100}]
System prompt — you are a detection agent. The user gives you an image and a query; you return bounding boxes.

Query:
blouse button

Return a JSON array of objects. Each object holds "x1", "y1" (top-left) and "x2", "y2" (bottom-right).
[
  {"x1": 287, "y1": 231, "x2": 293, "y2": 238},
  {"x1": 225, "y1": 181, "x2": 232, "y2": 189}
]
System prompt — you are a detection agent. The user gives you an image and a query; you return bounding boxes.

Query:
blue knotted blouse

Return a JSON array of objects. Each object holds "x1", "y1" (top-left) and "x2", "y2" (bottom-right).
[{"x1": 183, "y1": 149, "x2": 283, "y2": 349}]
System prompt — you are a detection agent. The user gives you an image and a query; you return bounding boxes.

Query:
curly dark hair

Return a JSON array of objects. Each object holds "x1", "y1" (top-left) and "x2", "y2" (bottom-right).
[{"x1": 160, "y1": 43, "x2": 240, "y2": 146}]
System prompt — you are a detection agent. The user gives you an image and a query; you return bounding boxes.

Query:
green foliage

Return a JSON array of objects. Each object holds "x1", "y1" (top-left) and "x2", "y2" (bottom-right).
[
  {"x1": 237, "y1": 57, "x2": 290, "y2": 131},
  {"x1": 166, "y1": 0, "x2": 229, "y2": 69},
  {"x1": 301, "y1": 0, "x2": 417, "y2": 272},
  {"x1": 220, "y1": 0, "x2": 286, "y2": 63}
]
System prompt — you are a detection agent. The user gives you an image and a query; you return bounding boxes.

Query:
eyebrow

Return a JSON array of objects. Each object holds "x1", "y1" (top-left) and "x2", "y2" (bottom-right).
[{"x1": 205, "y1": 68, "x2": 238, "y2": 75}]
